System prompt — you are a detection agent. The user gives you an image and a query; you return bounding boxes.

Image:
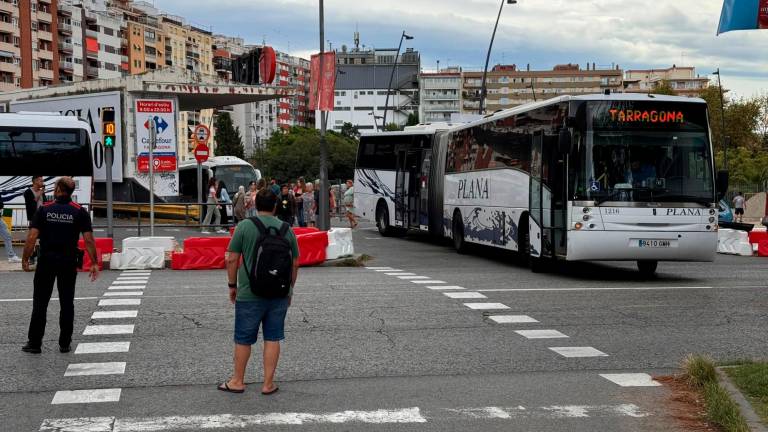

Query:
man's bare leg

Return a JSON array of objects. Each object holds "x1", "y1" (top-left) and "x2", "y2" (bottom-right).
[
  {"x1": 262, "y1": 341, "x2": 280, "y2": 393},
  {"x1": 225, "y1": 343, "x2": 251, "y2": 390}
]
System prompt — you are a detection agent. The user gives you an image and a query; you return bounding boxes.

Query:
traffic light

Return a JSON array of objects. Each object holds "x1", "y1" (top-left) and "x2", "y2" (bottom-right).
[{"x1": 101, "y1": 107, "x2": 116, "y2": 148}]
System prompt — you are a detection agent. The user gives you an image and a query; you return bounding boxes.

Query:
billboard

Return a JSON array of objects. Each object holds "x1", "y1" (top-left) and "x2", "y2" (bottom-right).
[
  {"x1": 10, "y1": 91, "x2": 124, "y2": 182},
  {"x1": 135, "y1": 99, "x2": 178, "y2": 173}
]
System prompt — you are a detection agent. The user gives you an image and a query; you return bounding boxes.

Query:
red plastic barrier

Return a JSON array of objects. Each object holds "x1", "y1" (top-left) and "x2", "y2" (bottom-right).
[
  {"x1": 748, "y1": 231, "x2": 768, "y2": 245},
  {"x1": 171, "y1": 237, "x2": 231, "y2": 270},
  {"x1": 230, "y1": 227, "x2": 236, "y2": 236},
  {"x1": 297, "y1": 230, "x2": 328, "y2": 267},
  {"x1": 759, "y1": 240, "x2": 768, "y2": 257},
  {"x1": 78, "y1": 248, "x2": 103, "y2": 272},
  {"x1": 77, "y1": 238, "x2": 113, "y2": 271},
  {"x1": 292, "y1": 227, "x2": 320, "y2": 236}
]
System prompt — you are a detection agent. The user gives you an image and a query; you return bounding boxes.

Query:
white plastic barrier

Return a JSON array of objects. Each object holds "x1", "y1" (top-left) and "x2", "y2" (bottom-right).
[
  {"x1": 717, "y1": 229, "x2": 753, "y2": 256},
  {"x1": 110, "y1": 246, "x2": 166, "y2": 270},
  {"x1": 326, "y1": 228, "x2": 354, "y2": 260},
  {"x1": 122, "y1": 236, "x2": 176, "y2": 253}
]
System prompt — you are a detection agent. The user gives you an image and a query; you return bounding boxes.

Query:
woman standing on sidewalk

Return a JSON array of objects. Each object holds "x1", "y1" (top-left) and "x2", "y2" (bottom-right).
[
  {"x1": 302, "y1": 182, "x2": 316, "y2": 228},
  {"x1": 343, "y1": 179, "x2": 358, "y2": 229},
  {"x1": 233, "y1": 185, "x2": 246, "y2": 223},
  {"x1": 202, "y1": 178, "x2": 221, "y2": 233}
]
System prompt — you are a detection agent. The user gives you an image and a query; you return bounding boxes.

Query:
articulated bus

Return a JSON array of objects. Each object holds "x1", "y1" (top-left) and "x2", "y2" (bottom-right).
[
  {"x1": 0, "y1": 113, "x2": 93, "y2": 227},
  {"x1": 354, "y1": 93, "x2": 727, "y2": 275}
]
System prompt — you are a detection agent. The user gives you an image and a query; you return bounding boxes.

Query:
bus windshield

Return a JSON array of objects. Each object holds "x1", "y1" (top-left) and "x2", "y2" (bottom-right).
[
  {"x1": 0, "y1": 128, "x2": 92, "y2": 176},
  {"x1": 571, "y1": 101, "x2": 714, "y2": 205},
  {"x1": 213, "y1": 165, "x2": 260, "y2": 192}
]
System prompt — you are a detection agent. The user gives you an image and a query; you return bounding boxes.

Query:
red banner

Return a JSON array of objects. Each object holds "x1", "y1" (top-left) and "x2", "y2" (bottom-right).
[
  {"x1": 309, "y1": 52, "x2": 336, "y2": 111},
  {"x1": 137, "y1": 154, "x2": 177, "y2": 173}
]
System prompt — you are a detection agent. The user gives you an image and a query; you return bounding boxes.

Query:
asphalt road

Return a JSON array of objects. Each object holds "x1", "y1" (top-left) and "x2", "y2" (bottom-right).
[{"x1": 0, "y1": 223, "x2": 766, "y2": 431}]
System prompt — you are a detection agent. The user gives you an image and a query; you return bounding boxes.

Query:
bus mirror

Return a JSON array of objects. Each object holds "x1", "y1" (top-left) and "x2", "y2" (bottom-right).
[
  {"x1": 558, "y1": 129, "x2": 572, "y2": 154},
  {"x1": 716, "y1": 170, "x2": 729, "y2": 200}
]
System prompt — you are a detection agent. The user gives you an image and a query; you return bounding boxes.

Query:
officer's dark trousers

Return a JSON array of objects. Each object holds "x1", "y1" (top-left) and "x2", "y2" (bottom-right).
[{"x1": 27, "y1": 254, "x2": 77, "y2": 348}]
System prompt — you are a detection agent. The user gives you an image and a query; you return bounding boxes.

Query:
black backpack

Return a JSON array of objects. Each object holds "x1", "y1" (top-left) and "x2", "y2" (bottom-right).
[{"x1": 246, "y1": 217, "x2": 294, "y2": 298}]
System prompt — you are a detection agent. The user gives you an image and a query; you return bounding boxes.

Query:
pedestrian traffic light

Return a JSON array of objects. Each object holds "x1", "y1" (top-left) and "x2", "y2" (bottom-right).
[{"x1": 101, "y1": 107, "x2": 116, "y2": 148}]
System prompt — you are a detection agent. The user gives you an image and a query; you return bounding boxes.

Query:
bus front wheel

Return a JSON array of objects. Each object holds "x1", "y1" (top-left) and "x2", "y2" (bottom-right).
[
  {"x1": 376, "y1": 202, "x2": 404, "y2": 237},
  {"x1": 637, "y1": 260, "x2": 658, "y2": 277}
]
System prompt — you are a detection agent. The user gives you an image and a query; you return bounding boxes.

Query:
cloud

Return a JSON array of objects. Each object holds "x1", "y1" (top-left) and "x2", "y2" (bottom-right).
[{"x1": 155, "y1": 0, "x2": 767, "y2": 97}]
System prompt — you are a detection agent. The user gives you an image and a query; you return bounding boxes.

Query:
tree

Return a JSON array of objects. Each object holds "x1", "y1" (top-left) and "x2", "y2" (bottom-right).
[
  {"x1": 698, "y1": 85, "x2": 762, "y2": 156},
  {"x1": 407, "y1": 112, "x2": 419, "y2": 126},
  {"x1": 651, "y1": 80, "x2": 676, "y2": 96},
  {"x1": 340, "y1": 122, "x2": 360, "y2": 140},
  {"x1": 213, "y1": 112, "x2": 244, "y2": 159},
  {"x1": 262, "y1": 127, "x2": 358, "y2": 182},
  {"x1": 384, "y1": 122, "x2": 401, "y2": 131}
]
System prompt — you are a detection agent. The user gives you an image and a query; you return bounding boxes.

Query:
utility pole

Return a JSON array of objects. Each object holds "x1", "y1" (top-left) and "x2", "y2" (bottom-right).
[
  {"x1": 382, "y1": 31, "x2": 413, "y2": 126},
  {"x1": 479, "y1": 0, "x2": 517, "y2": 115},
  {"x1": 318, "y1": 0, "x2": 330, "y2": 230},
  {"x1": 148, "y1": 116, "x2": 156, "y2": 236}
]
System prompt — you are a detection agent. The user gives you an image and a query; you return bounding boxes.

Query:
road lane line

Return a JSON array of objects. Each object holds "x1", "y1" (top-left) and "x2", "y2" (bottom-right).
[
  {"x1": 489, "y1": 315, "x2": 539, "y2": 324},
  {"x1": 443, "y1": 403, "x2": 649, "y2": 419},
  {"x1": 427, "y1": 286, "x2": 465, "y2": 290},
  {"x1": 515, "y1": 329, "x2": 569, "y2": 339},
  {"x1": 103, "y1": 291, "x2": 143, "y2": 297},
  {"x1": 99, "y1": 299, "x2": 141, "y2": 306},
  {"x1": 374, "y1": 269, "x2": 402, "y2": 272},
  {"x1": 365, "y1": 267, "x2": 393, "y2": 270},
  {"x1": 443, "y1": 292, "x2": 486, "y2": 299},
  {"x1": 600, "y1": 373, "x2": 661, "y2": 387},
  {"x1": 549, "y1": 347, "x2": 609, "y2": 358},
  {"x1": 74, "y1": 342, "x2": 130, "y2": 354},
  {"x1": 411, "y1": 280, "x2": 445, "y2": 284},
  {"x1": 386, "y1": 272, "x2": 414, "y2": 276},
  {"x1": 0, "y1": 297, "x2": 98, "y2": 303},
  {"x1": 475, "y1": 286, "x2": 716, "y2": 292},
  {"x1": 50, "y1": 389, "x2": 121, "y2": 405},
  {"x1": 463, "y1": 303, "x2": 510, "y2": 310},
  {"x1": 398, "y1": 276, "x2": 429, "y2": 280},
  {"x1": 91, "y1": 310, "x2": 138, "y2": 319},
  {"x1": 83, "y1": 324, "x2": 134, "y2": 335},
  {"x1": 64, "y1": 362, "x2": 126, "y2": 377}
]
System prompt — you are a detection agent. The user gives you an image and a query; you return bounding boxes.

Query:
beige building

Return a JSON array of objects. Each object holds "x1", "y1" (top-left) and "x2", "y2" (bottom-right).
[
  {"x1": 624, "y1": 65, "x2": 709, "y2": 97},
  {"x1": 462, "y1": 63, "x2": 624, "y2": 113}
]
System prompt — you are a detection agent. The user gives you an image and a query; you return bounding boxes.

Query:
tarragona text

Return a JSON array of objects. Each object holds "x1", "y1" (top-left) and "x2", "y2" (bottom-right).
[{"x1": 608, "y1": 109, "x2": 684, "y2": 123}]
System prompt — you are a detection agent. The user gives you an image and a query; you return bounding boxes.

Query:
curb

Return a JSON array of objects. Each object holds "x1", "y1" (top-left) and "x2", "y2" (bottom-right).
[
  {"x1": 717, "y1": 367, "x2": 768, "y2": 432},
  {"x1": 318, "y1": 254, "x2": 365, "y2": 267}
]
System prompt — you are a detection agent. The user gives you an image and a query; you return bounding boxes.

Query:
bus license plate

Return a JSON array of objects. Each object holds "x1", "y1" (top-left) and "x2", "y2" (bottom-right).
[{"x1": 638, "y1": 239, "x2": 671, "y2": 248}]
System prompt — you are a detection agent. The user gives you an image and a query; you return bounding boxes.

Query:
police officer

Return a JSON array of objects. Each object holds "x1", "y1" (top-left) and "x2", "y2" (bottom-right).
[{"x1": 21, "y1": 177, "x2": 99, "y2": 354}]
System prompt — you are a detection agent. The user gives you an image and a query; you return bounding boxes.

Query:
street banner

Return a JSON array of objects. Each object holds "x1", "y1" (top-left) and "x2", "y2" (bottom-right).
[
  {"x1": 309, "y1": 52, "x2": 336, "y2": 111},
  {"x1": 135, "y1": 99, "x2": 178, "y2": 173},
  {"x1": 718, "y1": 0, "x2": 767, "y2": 34}
]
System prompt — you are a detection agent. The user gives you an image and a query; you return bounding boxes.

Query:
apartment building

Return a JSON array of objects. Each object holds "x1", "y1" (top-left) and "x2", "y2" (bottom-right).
[
  {"x1": 322, "y1": 44, "x2": 420, "y2": 132},
  {"x1": 624, "y1": 65, "x2": 709, "y2": 97},
  {"x1": 419, "y1": 67, "x2": 462, "y2": 123},
  {"x1": 212, "y1": 34, "x2": 245, "y2": 80},
  {"x1": 0, "y1": 0, "x2": 57, "y2": 90},
  {"x1": 462, "y1": 63, "x2": 624, "y2": 113}
]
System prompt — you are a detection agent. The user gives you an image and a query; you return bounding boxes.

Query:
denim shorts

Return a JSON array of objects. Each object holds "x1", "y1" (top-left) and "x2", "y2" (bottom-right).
[{"x1": 234, "y1": 298, "x2": 289, "y2": 344}]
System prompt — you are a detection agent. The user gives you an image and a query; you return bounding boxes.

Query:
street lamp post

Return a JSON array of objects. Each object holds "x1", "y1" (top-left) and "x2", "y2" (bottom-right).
[
  {"x1": 317, "y1": 0, "x2": 330, "y2": 230},
  {"x1": 382, "y1": 31, "x2": 413, "y2": 127},
  {"x1": 713, "y1": 68, "x2": 728, "y2": 170},
  {"x1": 479, "y1": 0, "x2": 517, "y2": 115}
]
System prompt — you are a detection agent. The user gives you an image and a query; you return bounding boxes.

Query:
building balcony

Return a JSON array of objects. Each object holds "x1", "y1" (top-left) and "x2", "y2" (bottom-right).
[
  {"x1": 0, "y1": 81, "x2": 16, "y2": 91},
  {"x1": 38, "y1": 30, "x2": 53, "y2": 41},
  {"x1": 58, "y1": 22, "x2": 72, "y2": 34},
  {"x1": 425, "y1": 105, "x2": 460, "y2": 112},
  {"x1": 85, "y1": 28, "x2": 98, "y2": 39},
  {"x1": 37, "y1": 11, "x2": 53, "y2": 23},
  {"x1": 38, "y1": 68, "x2": 54, "y2": 80},
  {"x1": 86, "y1": 49, "x2": 98, "y2": 59},
  {"x1": 0, "y1": 2, "x2": 15, "y2": 14},
  {"x1": 0, "y1": 20, "x2": 14, "y2": 34},
  {"x1": 0, "y1": 61, "x2": 16, "y2": 73},
  {"x1": 58, "y1": 6, "x2": 72, "y2": 17},
  {"x1": 59, "y1": 60, "x2": 73, "y2": 71},
  {"x1": 0, "y1": 41, "x2": 16, "y2": 54},
  {"x1": 85, "y1": 65, "x2": 99, "y2": 77},
  {"x1": 58, "y1": 40, "x2": 73, "y2": 52},
  {"x1": 422, "y1": 94, "x2": 459, "y2": 101},
  {"x1": 38, "y1": 48, "x2": 53, "y2": 60}
]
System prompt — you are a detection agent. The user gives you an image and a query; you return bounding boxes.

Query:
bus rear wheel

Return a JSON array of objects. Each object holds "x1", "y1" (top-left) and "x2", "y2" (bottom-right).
[
  {"x1": 376, "y1": 202, "x2": 404, "y2": 237},
  {"x1": 637, "y1": 260, "x2": 658, "y2": 277},
  {"x1": 452, "y1": 213, "x2": 469, "y2": 254}
]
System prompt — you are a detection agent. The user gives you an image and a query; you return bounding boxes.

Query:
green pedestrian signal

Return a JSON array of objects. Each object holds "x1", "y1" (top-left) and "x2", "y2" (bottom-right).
[
  {"x1": 105, "y1": 136, "x2": 114, "y2": 147},
  {"x1": 101, "y1": 107, "x2": 116, "y2": 148}
]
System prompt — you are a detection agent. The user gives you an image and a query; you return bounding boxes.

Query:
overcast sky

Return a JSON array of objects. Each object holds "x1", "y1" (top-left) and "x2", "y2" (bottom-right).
[{"x1": 154, "y1": 0, "x2": 767, "y2": 98}]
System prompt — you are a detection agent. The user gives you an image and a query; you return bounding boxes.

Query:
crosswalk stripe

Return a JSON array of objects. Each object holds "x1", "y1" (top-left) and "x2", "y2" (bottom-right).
[
  {"x1": 599, "y1": 373, "x2": 661, "y2": 387},
  {"x1": 514, "y1": 329, "x2": 569, "y2": 339},
  {"x1": 83, "y1": 324, "x2": 134, "y2": 335},
  {"x1": 398, "y1": 276, "x2": 429, "y2": 280},
  {"x1": 427, "y1": 286, "x2": 465, "y2": 290},
  {"x1": 74, "y1": 342, "x2": 130, "y2": 354},
  {"x1": 116, "y1": 277, "x2": 149, "y2": 281},
  {"x1": 489, "y1": 315, "x2": 539, "y2": 324},
  {"x1": 365, "y1": 267, "x2": 393, "y2": 270},
  {"x1": 463, "y1": 302, "x2": 510, "y2": 310},
  {"x1": 91, "y1": 310, "x2": 138, "y2": 319},
  {"x1": 99, "y1": 299, "x2": 141, "y2": 306},
  {"x1": 443, "y1": 292, "x2": 486, "y2": 299},
  {"x1": 122, "y1": 270, "x2": 151, "y2": 273},
  {"x1": 386, "y1": 272, "x2": 414, "y2": 276},
  {"x1": 108, "y1": 286, "x2": 144, "y2": 290},
  {"x1": 375, "y1": 269, "x2": 402, "y2": 272},
  {"x1": 103, "y1": 291, "x2": 143, "y2": 297},
  {"x1": 50, "y1": 388, "x2": 121, "y2": 405},
  {"x1": 64, "y1": 362, "x2": 126, "y2": 377},
  {"x1": 111, "y1": 280, "x2": 148, "y2": 285},
  {"x1": 549, "y1": 347, "x2": 609, "y2": 358},
  {"x1": 411, "y1": 280, "x2": 445, "y2": 284}
]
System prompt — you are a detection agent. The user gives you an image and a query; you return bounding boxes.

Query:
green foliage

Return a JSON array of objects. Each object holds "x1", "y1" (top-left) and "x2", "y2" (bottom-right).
[
  {"x1": 384, "y1": 122, "x2": 401, "y2": 131},
  {"x1": 724, "y1": 361, "x2": 768, "y2": 423},
  {"x1": 682, "y1": 354, "x2": 751, "y2": 432},
  {"x1": 715, "y1": 147, "x2": 768, "y2": 184},
  {"x1": 213, "y1": 112, "x2": 244, "y2": 159},
  {"x1": 652, "y1": 80, "x2": 677, "y2": 96},
  {"x1": 407, "y1": 112, "x2": 419, "y2": 126},
  {"x1": 262, "y1": 127, "x2": 358, "y2": 182},
  {"x1": 340, "y1": 122, "x2": 360, "y2": 140},
  {"x1": 684, "y1": 354, "x2": 718, "y2": 388},
  {"x1": 700, "y1": 85, "x2": 762, "y2": 155}
]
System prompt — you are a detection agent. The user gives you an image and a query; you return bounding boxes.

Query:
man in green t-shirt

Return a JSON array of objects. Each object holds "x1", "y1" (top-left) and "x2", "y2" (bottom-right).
[{"x1": 219, "y1": 189, "x2": 300, "y2": 395}]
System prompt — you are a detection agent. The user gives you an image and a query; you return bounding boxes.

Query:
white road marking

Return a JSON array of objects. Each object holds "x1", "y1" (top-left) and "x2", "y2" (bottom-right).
[
  {"x1": 549, "y1": 347, "x2": 609, "y2": 358},
  {"x1": 122, "y1": 270, "x2": 151, "y2": 274},
  {"x1": 83, "y1": 324, "x2": 135, "y2": 335},
  {"x1": 91, "y1": 310, "x2": 138, "y2": 319},
  {"x1": 515, "y1": 329, "x2": 569, "y2": 339},
  {"x1": 0, "y1": 297, "x2": 98, "y2": 303},
  {"x1": 600, "y1": 373, "x2": 661, "y2": 387},
  {"x1": 365, "y1": 237, "x2": 383, "y2": 240},
  {"x1": 365, "y1": 267, "x2": 393, "y2": 270},
  {"x1": 50, "y1": 388, "x2": 121, "y2": 405},
  {"x1": 64, "y1": 362, "x2": 126, "y2": 377},
  {"x1": 386, "y1": 272, "x2": 414, "y2": 276},
  {"x1": 411, "y1": 280, "x2": 445, "y2": 284},
  {"x1": 445, "y1": 404, "x2": 648, "y2": 419},
  {"x1": 74, "y1": 342, "x2": 130, "y2": 354},
  {"x1": 99, "y1": 299, "x2": 141, "y2": 306},
  {"x1": 103, "y1": 291, "x2": 143, "y2": 297},
  {"x1": 398, "y1": 276, "x2": 429, "y2": 280},
  {"x1": 111, "y1": 280, "x2": 149, "y2": 285},
  {"x1": 108, "y1": 286, "x2": 145, "y2": 290},
  {"x1": 443, "y1": 292, "x2": 487, "y2": 299},
  {"x1": 40, "y1": 408, "x2": 427, "y2": 430},
  {"x1": 463, "y1": 303, "x2": 510, "y2": 310},
  {"x1": 116, "y1": 277, "x2": 149, "y2": 281},
  {"x1": 374, "y1": 269, "x2": 402, "y2": 272},
  {"x1": 489, "y1": 315, "x2": 539, "y2": 324},
  {"x1": 427, "y1": 286, "x2": 465, "y2": 290},
  {"x1": 475, "y1": 286, "x2": 716, "y2": 292}
]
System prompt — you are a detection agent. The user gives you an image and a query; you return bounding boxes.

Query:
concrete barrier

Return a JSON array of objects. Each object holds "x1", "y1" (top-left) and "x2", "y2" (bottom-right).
[
  {"x1": 326, "y1": 228, "x2": 354, "y2": 259},
  {"x1": 122, "y1": 236, "x2": 176, "y2": 253},
  {"x1": 718, "y1": 229, "x2": 753, "y2": 256},
  {"x1": 110, "y1": 246, "x2": 165, "y2": 270}
]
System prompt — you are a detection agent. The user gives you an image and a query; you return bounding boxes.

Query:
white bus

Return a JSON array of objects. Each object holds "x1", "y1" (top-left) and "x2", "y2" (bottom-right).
[
  {"x1": 177, "y1": 156, "x2": 262, "y2": 203},
  {"x1": 354, "y1": 93, "x2": 727, "y2": 275},
  {"x1": 0, "y1": 113, "x2": 93, "y2": 227}
]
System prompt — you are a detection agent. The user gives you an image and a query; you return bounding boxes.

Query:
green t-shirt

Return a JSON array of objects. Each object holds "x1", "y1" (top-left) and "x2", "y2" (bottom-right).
[{"x1": 228, "y1": 215, "x2": 300, "y2": 301}]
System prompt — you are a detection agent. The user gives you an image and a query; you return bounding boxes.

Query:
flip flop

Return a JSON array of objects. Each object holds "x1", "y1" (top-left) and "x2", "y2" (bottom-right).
[
  {"x1": 261, "y1": 386, "x2": 279, "y2": 395},
  {"x1": 217, "y1": 382, "x2": 245, "y2": 394}
]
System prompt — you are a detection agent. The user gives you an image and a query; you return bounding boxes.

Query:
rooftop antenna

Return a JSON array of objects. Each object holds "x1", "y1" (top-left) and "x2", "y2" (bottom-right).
[{"x1": 354, "y1": 26, "x2": 360, "y2": 51}]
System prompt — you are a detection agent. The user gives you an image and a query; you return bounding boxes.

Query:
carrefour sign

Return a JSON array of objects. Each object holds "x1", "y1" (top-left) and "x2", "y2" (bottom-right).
[{"x1": 135, "y1": 99, "x2": 177, "y2": 173}]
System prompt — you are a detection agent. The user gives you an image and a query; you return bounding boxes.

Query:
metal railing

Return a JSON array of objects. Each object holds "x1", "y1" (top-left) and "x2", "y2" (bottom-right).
[{"x1": 91, "y1": 201, "x2": 236, "y2": 236}]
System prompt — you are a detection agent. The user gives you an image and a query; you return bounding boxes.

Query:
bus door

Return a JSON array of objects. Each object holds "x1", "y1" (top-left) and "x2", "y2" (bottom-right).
[
  {"x1": 529, "y1": 131, "x2": 551, "y2": 258},
  {"x1": 418, "y1": 152, "x2": 431, "y2": 231},
  {"x1": 394, "y1": 148, "x2": 422, "y2": 228},
  {"x1": 546, "y1": 133, "x2": 568, "y2": 258}
]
